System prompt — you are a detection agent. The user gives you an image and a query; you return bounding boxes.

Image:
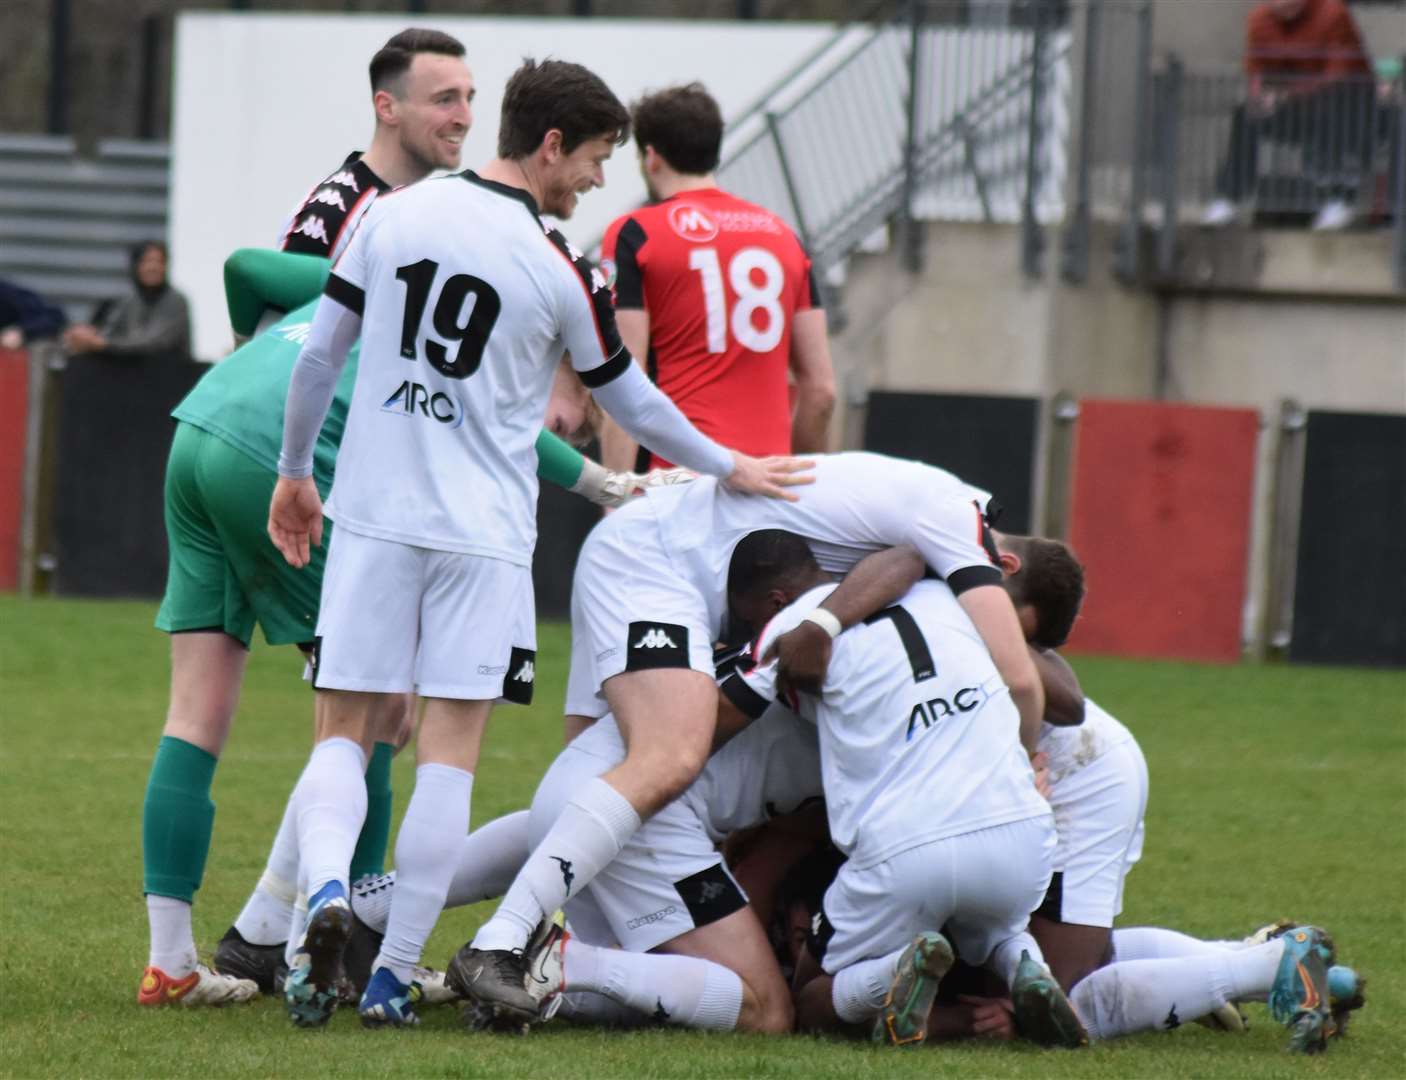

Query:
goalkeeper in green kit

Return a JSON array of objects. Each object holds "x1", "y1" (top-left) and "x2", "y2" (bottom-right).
[{"x1": 137, "y1": 248, "x2": 682, "y2": 1006}]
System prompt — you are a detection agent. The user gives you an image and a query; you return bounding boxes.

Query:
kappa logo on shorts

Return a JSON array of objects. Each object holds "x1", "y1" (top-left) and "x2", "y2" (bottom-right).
[
  {"x1": 501, "y1": 647, "x2": 536, "y2": 706},
  {"x1": 625, "y1": 622, "x2": 689, "y2": 672}
]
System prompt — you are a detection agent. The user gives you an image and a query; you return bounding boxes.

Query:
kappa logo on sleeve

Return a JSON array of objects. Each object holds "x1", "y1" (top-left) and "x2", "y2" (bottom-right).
[
  {"x1": 625, "y1": 622, "x2": 690, "y2": 672},
  {"x1": 291, "y1": 214, "x2": 330, "y2": 246}
]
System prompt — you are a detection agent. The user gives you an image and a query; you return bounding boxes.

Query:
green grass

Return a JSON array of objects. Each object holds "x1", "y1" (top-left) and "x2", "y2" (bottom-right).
[{"x1": 2, "y1": 594, "x2": 1403, "y2": 1077}]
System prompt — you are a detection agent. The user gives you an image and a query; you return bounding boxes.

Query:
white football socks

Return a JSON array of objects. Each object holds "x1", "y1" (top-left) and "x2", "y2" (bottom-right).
[
  {"x1": 350, "y1": 809, "x2": 532, "y2": 934},
  {"x1": 292, "y1": 736, "x2": 367, "y2": 899},
  {"x1": 831, "y1": 947, "x2": 905, "y2": 1024},
  {"x1": 988, "y1": 930, "x2": 1047, "y2": 988},
  {"x1": 1070, "y1": 940, "x2": 1284, "y2": 1040},
  {"x1": 1112, "y1": 926, "x2": 1234, "y2": 962},
  {"x1": 564, "y1": 938, "x2": 743, "y2": 1030},
  {"x1": 372, "y1": 764, "x2": 473, "y2": 984},
  {"x1": 232, "y1": 796, "x2": 299, "y2": 946},
  {"x1": 472, "y1": 778, "x2": 640, "y2": 953},
  {"x1": 147, "y1": 895, "x2": 197, "y2": 977}
]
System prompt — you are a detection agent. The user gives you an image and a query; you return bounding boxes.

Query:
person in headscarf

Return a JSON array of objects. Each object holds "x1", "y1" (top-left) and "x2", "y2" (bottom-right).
[{"x1": 64, "y1": 240, "x2": 191, "y2": 358}]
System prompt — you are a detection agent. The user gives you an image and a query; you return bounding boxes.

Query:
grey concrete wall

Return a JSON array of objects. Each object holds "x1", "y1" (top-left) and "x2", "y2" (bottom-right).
[{"x1": 833, "y1": 218, "x2": 1405, "y2": 433}]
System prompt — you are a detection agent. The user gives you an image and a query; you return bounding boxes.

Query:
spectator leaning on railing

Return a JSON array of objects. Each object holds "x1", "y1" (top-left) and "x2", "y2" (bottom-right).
[
  {"x1": 1203, "y1": 0, "x2": 1373, "y2": 231},
  {"x1": 64, "y1": 240, "x2": 191, "y2": 359}
]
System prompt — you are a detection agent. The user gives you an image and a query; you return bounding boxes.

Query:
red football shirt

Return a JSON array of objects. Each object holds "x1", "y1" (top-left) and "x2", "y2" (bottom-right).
[{"x1": 601, "y1": 188, "x2": 820, "y2": 469}]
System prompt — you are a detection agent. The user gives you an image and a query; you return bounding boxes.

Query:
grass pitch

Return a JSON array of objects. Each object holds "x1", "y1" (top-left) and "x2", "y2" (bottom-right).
[{"x1": 2, "y1": 594, "x2": 1403, "y2": 1078}]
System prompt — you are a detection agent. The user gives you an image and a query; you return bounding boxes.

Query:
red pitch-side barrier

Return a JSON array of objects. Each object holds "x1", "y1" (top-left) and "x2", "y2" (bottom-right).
[
  {"x1": 0, "y1": 347, "x2": 27, "y2": 590},
  {"x1": 1064, "y1": 398, "x2": 1258, "y2": 663}
]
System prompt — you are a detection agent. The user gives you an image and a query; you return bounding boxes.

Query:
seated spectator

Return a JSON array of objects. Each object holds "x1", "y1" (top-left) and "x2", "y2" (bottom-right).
[
  {"x1": 1203, "y1": 0, "x2": 1375, "y2": 231},
  {"x1": 64, "y1": 240, "x2": 191, "y2": 358},
  {"x1": 0, "y1": 277, "x2": 66, "y2": 351}
]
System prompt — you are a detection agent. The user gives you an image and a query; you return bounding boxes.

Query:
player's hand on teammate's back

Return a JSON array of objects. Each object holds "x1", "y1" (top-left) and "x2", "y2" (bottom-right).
[
  {"x1": 268, "y1": 476, "x2": 324, "y2": 568},
  {"x1": 723, "y1": 452, "x2": 815, "y2": 501},
  {"x1": 763, "y1": 619, "x2": 833, "y2": 697}
]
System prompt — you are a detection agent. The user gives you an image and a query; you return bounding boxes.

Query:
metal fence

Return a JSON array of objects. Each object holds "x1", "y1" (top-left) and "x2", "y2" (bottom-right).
[
  {"x1": 1129, "y1": 59, "x2": 1406, "y2": 284},
  {"x1": 714, "y1": 0, "x2": 1072, "y2": 279}
]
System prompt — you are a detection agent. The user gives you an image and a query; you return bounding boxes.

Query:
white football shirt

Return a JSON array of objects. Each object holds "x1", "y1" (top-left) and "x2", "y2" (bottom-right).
[
  {"x1": 646, "y1": 451, "x2": 1003, "y2": 638},
  {"x1": 1038, "y1": 697, "x2": 1137, "y2": 789},
  {"x1": 321, "y1": 172, "x2": 629, "y2": 562},
  {"x1": 729, "y1": 579, "x2": 1050, "y2": 869}
]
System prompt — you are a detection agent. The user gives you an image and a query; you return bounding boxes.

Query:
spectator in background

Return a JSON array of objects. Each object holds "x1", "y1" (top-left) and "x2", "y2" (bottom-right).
[
  {"x1": 1203, "y1": 0, "x2": 1375, "y2": 231},
  {"x1": 64, "y1": 240, "x2": 191, "y2": 357},
  {"x1": 0, "y1": 277, "x2": 66, "y2": 350}
]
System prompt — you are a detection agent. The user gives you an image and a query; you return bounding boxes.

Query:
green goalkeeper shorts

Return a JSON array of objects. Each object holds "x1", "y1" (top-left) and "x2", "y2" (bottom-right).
[{"x1": 156, "y1": 421, "x2": 328, "y2": 648}]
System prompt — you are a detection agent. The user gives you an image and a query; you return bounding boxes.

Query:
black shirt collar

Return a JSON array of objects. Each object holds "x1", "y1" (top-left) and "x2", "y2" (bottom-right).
[{"x1": 460, "y1": 170, "x2": 541, "y2": 218}]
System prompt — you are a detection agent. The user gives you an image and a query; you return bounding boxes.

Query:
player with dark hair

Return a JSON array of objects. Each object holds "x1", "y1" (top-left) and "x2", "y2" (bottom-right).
[
  {"x1": 599, "y1": 82, "x2": 836, "y2": 475},
  {"x1": 277, "y1": 28, "x2": 472, "y2": 265},
  {"x1": 268, "y1": 55, "x2": 807, "y2": 1030}
]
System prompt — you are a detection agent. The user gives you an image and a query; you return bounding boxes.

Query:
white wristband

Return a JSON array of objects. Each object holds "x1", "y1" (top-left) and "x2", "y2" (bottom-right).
[{"x1": 802, "y1": 608, "x2": 842, "y2": 640}]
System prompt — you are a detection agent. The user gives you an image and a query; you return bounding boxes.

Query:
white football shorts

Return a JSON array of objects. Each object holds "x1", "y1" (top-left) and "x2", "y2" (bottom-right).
[
  {"x1": 1039, "y1": 737, "x2": 1148, "y2": 928},
  {"x1": 312, "y1": 527, "x2": 536, "y2": 701},
  {"x1": 815, "y1": 814, "x2": 1055, "y2": 975},
  {"x1": 564, "y1": 501, "x2": 715, "y2": 719},
  {"x1": 533, "y1": 721, "x2": 746, "y2": 954}
]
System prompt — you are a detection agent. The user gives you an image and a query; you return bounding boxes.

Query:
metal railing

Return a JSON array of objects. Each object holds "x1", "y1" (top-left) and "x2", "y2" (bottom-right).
[
  {"x1": 713, "y1": 0, "x2": 1072, "y2": 279},
  {"x1": 1129, "y1": 59, "x2": 1406, "y2": 284}
]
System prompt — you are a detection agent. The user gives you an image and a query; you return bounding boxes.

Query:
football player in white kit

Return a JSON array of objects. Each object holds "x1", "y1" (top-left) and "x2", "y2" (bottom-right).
[
  {"x1": 458, "y1": 453, "x2": 1075, "y2": 1021},
  {"x1": 722, "y1": 530, "x2": 1087, "y2": 1048},
  {"x1": 268, "y1": 58, "x2": 808, "y2": 1029}
]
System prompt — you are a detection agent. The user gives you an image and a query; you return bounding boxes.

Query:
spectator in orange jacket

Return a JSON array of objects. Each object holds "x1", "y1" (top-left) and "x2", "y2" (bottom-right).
[{"x1": 1203, "y1": 0, "x2": 1376, "y2": 231}]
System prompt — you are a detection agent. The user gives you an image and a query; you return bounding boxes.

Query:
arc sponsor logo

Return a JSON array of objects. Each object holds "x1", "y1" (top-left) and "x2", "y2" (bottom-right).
[
  {"x1": 904, "y1": 686, "x2": 984, "y2": 742},
  {"x1": 667, "y1": 203, "x2": 718, "y2": 243},
  {"x1": 380, "y1": 379, "x2": 465, "y2": 429}
]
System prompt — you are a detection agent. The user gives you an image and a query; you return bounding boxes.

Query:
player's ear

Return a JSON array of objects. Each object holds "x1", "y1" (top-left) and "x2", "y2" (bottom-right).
[
  {"x1": 996, "y1": 549, "x2": 1021, "y2": 577},
  {"x1": 541, "y1": 128, "x2": 565, "y2": 162},
  {"x1": 373, "y1": 88, "x2": 399, "y2": 126},
  {"x1": 765, "y1": 587, "x2": 791, "y2": 617}
]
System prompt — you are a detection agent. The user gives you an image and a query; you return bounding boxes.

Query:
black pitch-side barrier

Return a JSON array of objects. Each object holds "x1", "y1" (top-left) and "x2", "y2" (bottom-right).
[
  {"x1": 49, "y1": 348, "x2": 599, "y2": 614},
  {"x1": 52, "y1": 350, "x2": 203, "y2": 597},
  {"x1": 1290, "y1": 410, "x2": 1406, "y2": 667},
  {"x1": 862, "y1": 391, "x2": 1040, "y2": 533}
]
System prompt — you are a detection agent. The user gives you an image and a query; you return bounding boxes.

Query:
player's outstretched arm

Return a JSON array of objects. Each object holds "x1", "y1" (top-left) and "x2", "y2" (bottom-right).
[
  {"x1": 1032, "y1": 646, "x2": 1084, "y2": 727},
  {"x1": 956, "y1": 584, "x2": 1045, "y2": 753},
  {"x1": 764, "y1": 545, "x2": 925, "y2": 694},
  {"x1": 722, "y1": 452, "x2": 815, "y2": 502},
  {"x1": 224, "y1": 248, "x2": 331, "y2": 344}
]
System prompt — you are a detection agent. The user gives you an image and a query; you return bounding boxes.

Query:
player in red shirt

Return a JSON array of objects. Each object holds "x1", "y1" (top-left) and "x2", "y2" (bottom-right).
[{"x1": 599, "y1": 83, "x2": 836, "y2": 472}]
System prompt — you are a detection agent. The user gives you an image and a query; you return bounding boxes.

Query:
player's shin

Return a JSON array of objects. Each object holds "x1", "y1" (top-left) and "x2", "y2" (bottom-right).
[
  {"x1": 372, "y1": 764, "x2": 472, "y2": 983},
  {"x1": 472, "y1": 778, "x2": 640, "y2": 953},
  {"x1": 565, "y1": 940, "x2": 743, "y2": 1031}
]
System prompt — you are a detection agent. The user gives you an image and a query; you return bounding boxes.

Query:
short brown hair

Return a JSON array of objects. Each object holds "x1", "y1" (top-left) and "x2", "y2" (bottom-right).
[
  {"x1": 631, "y1": 83, "x2": 724, "y2": 175},
  {"x1": 1002, "y1": 535, "x2": 1086, "y2": 649},
  {"x1": 369, "y1": 28, "x2": 466, "y2": 93},
  {"x1": 497, "y1": 58, "x2": 630, "y2": 160}
]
